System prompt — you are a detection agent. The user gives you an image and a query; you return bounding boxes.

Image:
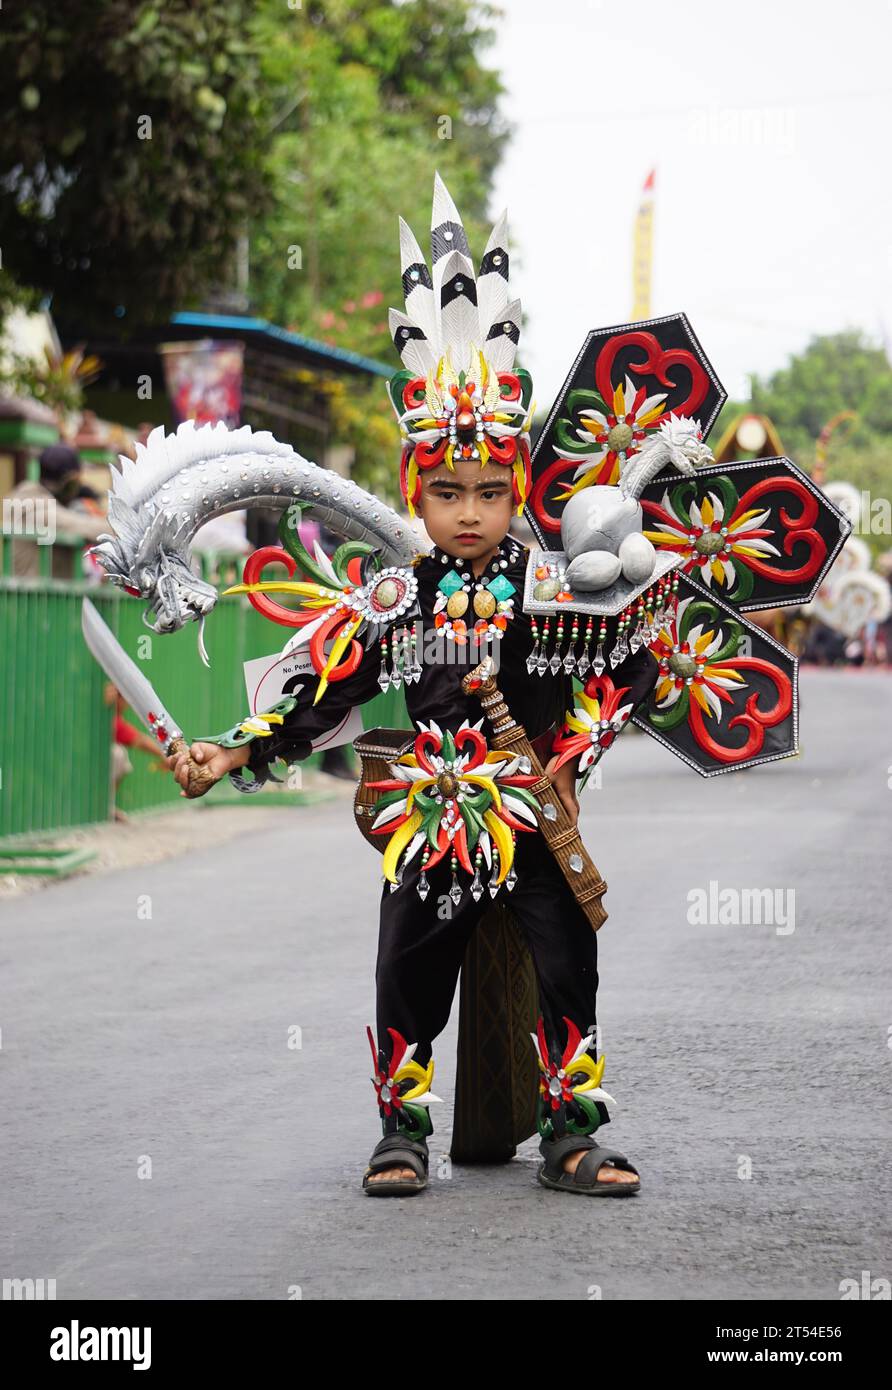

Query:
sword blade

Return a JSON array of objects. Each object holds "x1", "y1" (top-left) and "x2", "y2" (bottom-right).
[{"x1": 81, "y1": 597, "x2": 183, "y2": 750}]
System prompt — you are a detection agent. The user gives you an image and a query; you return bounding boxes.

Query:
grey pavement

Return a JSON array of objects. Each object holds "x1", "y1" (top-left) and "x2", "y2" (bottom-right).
[{"x1": 1, "y1": 667, "x2": 891, "y2": 1300}]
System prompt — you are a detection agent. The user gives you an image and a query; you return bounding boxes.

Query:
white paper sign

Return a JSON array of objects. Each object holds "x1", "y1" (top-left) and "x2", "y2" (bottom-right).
[{"x1": 243, "y1": 650, "x2": 364, "y2": 751}]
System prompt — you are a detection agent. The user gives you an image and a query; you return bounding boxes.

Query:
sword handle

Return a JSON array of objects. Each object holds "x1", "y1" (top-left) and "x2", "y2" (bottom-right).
[{"x1": 167, "y1": 736, "x2": 219, "y2": 799}]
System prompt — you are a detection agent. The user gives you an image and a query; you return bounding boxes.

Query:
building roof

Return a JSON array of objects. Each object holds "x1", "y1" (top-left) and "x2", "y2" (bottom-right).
[
  {"x1": 169, "y1": 312, "x2": 391, "y2": 378},
  {"x1": 60, "y1": 310, "x2": 392, "y2": 384}
]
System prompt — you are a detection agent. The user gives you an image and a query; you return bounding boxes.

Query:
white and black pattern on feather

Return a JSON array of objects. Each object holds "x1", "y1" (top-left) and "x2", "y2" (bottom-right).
[
  {"x1": 430, "y1": 174, "x2": 478, "y2": 366},
  {"x1": 484, "y1": 297, "x2": 521, "y2": 373},
  {"x1": 477, "y1": 210, "x2": 510, "y2": 339},
  {"x1": 387, "y1": 171, "x2": 522, "y2": 378},
  {"x1": 430, "y1": 171, "x2": 472, "y2": 283},
  {"x1": 437, "y1": 249, "x2": 480, "y2": 369},
  {"x1": 388, "y1": 307, "x2": 434, "y2": 376},
  {"x1": 398, "y1": 216, "x2": 437, "y2": 346}
]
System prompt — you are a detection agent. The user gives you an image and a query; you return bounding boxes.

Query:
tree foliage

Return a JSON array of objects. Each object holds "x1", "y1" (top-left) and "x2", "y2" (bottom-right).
[
  {"x1": 747, "y1": 331, "x2": 892, "y2": 560},
  {"x1": 247, "y1": 0, "x2": 508, "y2": 492},
  {"x1": 0, "y1": 0, "x2": 508, "y2": 493},
  {"x1": 0, "y1": 1, "x2": 271, "y2": 325},
  {"x1": 750, "y1": 330, "x2": 892, "y2": 464},
  {"x1": 250, "y1": 0, "x2": 508, "y2": 362}
]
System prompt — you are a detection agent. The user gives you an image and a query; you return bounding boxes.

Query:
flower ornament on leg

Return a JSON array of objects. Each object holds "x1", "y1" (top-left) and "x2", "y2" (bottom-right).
[
  {"x1": 367, "y1": 1026, "x2": 442, "y2": 1141},
  {"x1": 530, "y1": 1016, "x2": 615, "y2": 1140}
]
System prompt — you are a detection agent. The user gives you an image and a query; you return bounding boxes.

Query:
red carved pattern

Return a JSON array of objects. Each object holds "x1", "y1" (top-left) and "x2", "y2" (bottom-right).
[
  {"x1": 595, "y1": 330, "x2": 709, "y2": 419},
  {"x1": 729, "y1": 476, "x2": 826, "y2": 585},
  {"x1": 239, "y1": 547, "x2": 363, "y2": 684},
  {"x1": 531, "y1": 330, "x2": 711, "y2": 534},
  {"x1": 688, "y1": 657, "x2": 793, "y2": 764}
]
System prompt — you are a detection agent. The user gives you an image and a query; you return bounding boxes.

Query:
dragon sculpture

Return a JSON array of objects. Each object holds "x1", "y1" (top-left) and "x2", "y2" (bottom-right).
[
  {"x1": 90, "y1": 419, "x2": 419, "y2": 662},
  {"x1": 560, "y1": 413, "x2": 715, "y2": 592}
]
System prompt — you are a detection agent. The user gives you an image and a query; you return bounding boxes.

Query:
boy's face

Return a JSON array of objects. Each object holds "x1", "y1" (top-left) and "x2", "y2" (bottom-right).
[{"x1": 415, "y1": 457, "x2": 514, "y2": 567}]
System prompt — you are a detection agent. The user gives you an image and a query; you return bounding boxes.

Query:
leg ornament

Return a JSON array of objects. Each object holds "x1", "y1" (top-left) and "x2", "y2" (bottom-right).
[
  {"x1": 530, "y1": 1014, "x2": 614, "y2": 1141},
  {"x1": 367, "y1": 1026, "x2": 442, "y2": 1141},
  {"x1": 530, "y1": 1015, "x2": 640, "y2": 1195}
]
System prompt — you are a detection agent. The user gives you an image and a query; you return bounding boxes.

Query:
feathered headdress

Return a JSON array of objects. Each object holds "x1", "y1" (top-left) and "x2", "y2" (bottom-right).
[{"x1": 387, "y1": 172, "x2": 534, "y2": 519}]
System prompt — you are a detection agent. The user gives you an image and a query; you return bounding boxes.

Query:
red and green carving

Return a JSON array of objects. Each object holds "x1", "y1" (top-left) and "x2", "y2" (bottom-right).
[
  {"x1": 641, "y1": 471, "x2": 827, "y2": 604},
  {"x1": 646, "y1": 595, "x2": 793, "y2": 765}
]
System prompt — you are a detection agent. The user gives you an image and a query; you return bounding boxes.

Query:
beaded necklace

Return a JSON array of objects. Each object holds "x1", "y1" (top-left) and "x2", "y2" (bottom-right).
[{"x1": 431, "y1": 538, "x2": 523, "y2": 645}]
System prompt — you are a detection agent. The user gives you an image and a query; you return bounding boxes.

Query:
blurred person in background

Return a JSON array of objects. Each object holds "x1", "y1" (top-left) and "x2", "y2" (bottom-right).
[
  {"x1": 104, "y1": 682, "x2": 168, "y2": 823},
  {"x1": 2, "y1": 443, "x2": 106, "y2": 580},
  {"x1": 875, "y1": 551, "x2": 892, "y2": 665}
]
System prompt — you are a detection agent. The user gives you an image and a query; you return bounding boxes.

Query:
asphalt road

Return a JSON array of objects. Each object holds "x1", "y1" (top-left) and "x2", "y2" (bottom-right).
[{"x1": 2, "y1": 667, "x2": 890, "y2": 1301}]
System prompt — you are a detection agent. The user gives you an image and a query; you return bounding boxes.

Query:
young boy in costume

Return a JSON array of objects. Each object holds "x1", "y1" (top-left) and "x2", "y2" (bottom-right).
[
  {"x1": 95, "y1": 172, "x2": 836, "y2": 1202},
  {"x1": 168, "y1": 177, "x2": 659, "y2": 1196}
]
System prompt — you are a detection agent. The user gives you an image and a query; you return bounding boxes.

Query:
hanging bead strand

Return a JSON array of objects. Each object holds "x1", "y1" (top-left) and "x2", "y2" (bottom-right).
[
  {"x1": 549, "y1": 614, "x2": 565, "y2": 675},
  {"x1": 536, "y1": 616, "x2": 552, "y2": 675},
  {"x1": 610, "y1": 605, "x2": 631, "y2": 668},
  {"x1": 564, "y1": 614, "x2": 579, "y2": 674},
  {"x1": 417, "y1": 846, "x2": 431, "y2": 901},
  {"x1": 470, "y1": 845, "x2": 484, "y2": 902},
  {"x1": 378, "y1": 631, "x2": 391, "y2": 692},
  {"x1": 630, "y1": 597, "x2": 647, "y2": 653},
  {"x1": 591, "y1": 616, "x2": 608, "y2": 676},
  {"x1": 527, "y1": 616, "x2": 541, "y2": 675},
  {"x1": 577, "y1": 616, "x2": 594, "y2": 678},
  {"x1": 390, "y1": 627, "x2": 404, "y2": 689},
  {"x1": 488, "y1": 844, "x2": 501, "y2": 897},
  {"x1": 505, "y1": 830, "x2": 517, "y2": 891}
]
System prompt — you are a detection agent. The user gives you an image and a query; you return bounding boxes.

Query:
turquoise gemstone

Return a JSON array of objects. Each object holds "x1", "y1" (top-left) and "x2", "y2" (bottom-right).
[
  {"x1": 437, "y1": 569, "x2": 465, "y2": 597},
  {"x1": 488, "y1": 574, "x2": 516, "y2": 601}
]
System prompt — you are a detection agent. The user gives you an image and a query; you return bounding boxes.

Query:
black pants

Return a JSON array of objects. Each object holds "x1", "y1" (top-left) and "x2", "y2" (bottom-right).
[
  {"x1": 372, "y1": 646, "x2": 659, "y2": 1131},
  {"x1": 375, "y1": 824, "x2": 598, "y2": 1088}
]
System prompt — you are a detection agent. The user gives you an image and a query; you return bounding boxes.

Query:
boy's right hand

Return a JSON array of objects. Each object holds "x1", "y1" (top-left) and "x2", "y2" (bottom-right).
[{"x1": 165, "y1": 740, "x2": 252, "y2": 798}]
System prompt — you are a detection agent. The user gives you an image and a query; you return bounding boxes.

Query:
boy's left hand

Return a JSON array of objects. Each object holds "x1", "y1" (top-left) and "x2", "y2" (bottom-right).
[{"x1": 544, "y1": 755, "x2": 579, "y2": 827}]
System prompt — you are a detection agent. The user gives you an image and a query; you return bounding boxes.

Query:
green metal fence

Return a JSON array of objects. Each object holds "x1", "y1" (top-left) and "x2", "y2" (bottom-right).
[{"x1": 0, "y1": 546, "x2": 408, "y2": 841}]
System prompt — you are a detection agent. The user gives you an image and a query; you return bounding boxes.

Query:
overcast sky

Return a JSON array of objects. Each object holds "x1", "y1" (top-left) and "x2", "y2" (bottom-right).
[{"x1": 487, "y1": 0, "x2": 891, "y2": 411}]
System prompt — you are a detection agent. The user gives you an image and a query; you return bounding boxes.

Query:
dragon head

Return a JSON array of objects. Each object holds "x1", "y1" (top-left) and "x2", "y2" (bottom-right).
[
  {"x1": 656, "y1": 412, "x2": 714, "y2": 474},
  {"x1": 90, "y1": 498, "x2": 219, "y2": 634},
  {"x1": 618, "y1": 412, "x2": 714, "y2": 499}
]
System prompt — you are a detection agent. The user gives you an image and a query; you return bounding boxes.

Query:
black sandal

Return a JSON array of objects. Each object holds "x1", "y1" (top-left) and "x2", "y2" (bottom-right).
[
  {"x1": 362, "y1": 1132, "x2": 429, "y2": 1196},
  {"x1": 537, "y1": 1132, "x2": 640, "y2": 1197}
]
